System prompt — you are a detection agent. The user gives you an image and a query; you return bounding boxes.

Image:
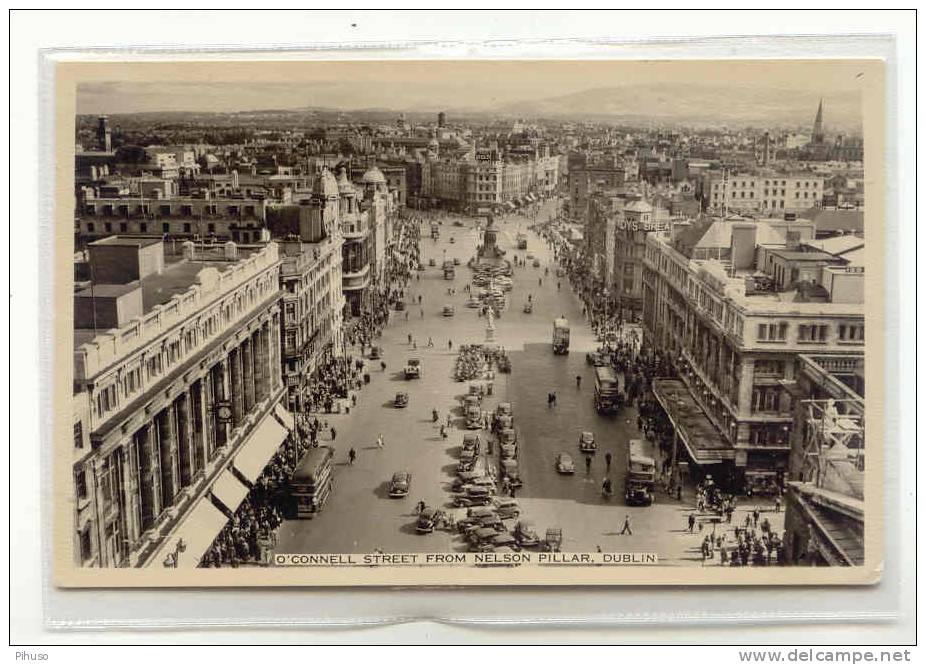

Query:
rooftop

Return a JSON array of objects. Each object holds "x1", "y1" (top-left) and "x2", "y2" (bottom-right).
[{"x1": 89, "y1": 236, "x2": 162, "y2": 249}]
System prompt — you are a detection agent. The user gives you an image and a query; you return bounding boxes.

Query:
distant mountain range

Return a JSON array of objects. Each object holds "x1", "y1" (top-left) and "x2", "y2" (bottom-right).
[
  {"x1": 80, "y1": 82, "x2": 863, "y2": 132},
  {"x1": 495, "y1": 83, "x2": 862, "y2": 131}
]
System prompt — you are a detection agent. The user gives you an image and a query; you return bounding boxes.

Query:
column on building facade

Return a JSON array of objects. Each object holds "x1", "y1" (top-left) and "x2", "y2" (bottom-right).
[
  {"x1": 189, "y1": 372, "x2": 209, "y2": 477},
  {"x1": 155, "y1": 405, "x2": 179, "y2": 509},
  {"x1": 251, "y1": 327, "x2": 265, "y2": 404},
  {"x1": 135, "y1": 422, "x2": 161, "y2": 531},
  {"x1": 213, "y1": 360, "x2": 229, "y2": 451},
  {"x1": 201, "y1": 371, "x2": 216, "y2": 460},
  {"x1": 175, "y1": 390, "x2": 195, "y2": 490},
  {"x1": 229, "y1": 348, "x2": 245, "y2": 427},
  {"x1": 242, "y1": 336, "x2": 255, "y2": 413},
  {"x1": 269, "y1": 312, "x2": 281, "y2": 393},
  {"x1": 738, "y1": 357, "x2": 755, "y2": 418},
  {"x1": 117, "y1": 442, "x2": 141, "y2": 551}
]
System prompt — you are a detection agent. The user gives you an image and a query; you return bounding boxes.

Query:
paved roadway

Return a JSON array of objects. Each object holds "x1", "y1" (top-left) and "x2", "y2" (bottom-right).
[{"x1": 275, "y1": 200, "x2": 784, "y2": 563}]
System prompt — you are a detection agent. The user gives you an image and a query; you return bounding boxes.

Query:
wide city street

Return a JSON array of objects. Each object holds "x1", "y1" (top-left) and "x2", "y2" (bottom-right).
[{"x1": 275, "y1": 199, "x2": 783, "y2": 564}]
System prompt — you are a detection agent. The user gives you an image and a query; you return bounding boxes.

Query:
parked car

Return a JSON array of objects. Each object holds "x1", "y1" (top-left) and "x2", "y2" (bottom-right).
[
  {"x1": 453, "y1": 485, "x2": 494, "y2": 507},
  {"x1": 388, "y1": 471, "x2": 411, "y2": 498},
  {"x1": 578, "y1": 430, "x2": 596, "y2": 453},
  {"x1": 428, "y1": 258, "x2": 436, "y2": 266},
  {"x1": 394, "y1": 391, "x2": 409, "y2": 408},
  {"x1": 453, "y1": 257, "x2": 461, "y2": 266},
  {"x1": 369, "y1": 346, "x2": 381, "y2": 360},
  {"x1": 465, "y1": 297, "x2": 481, "y2": 308},
  {"x1": 498, "y1": 428, "x2": 517, "y2": 445},
  {"x1": 586, "y1": 350, "x2": 609, "y2": 366},
  {"x1": 492, "y1": 497, "x2": 521, "y2": 519},
  {"x1": 532, "y1": 259, "x2": 541, "y2": 268},
  {"x1": 499, "y1": 459, "x2": 522, "y2": 488},
  {"x1": 514, "y1": 520, "x2": 540, "y2": 547},
  {"x1": 442, "y1": 305, "x2": 455, "y2": 317},
  {"x1": 462, "y1": 432, "x2": 481, "y2": 454},
  {"x1": 416, "y1": 507, "x2": 443, "y2": 533},
  {"x1": 395, "y1": 300, "x2": 406, "y2": 311},
  {"x1": 555, "y1": 452, "x2": 576, "y2": 474}
]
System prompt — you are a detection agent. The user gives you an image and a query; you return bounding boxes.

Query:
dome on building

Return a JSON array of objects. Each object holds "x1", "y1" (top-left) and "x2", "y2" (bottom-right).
[
  {"x1": 361, "y1": 166, "x2": 387, "y2": 185},
  {"x1": 336, "y1": 167, "x2": 356, "y2": 196},
  {"x1": 312, "y1": 169, "x2": 339, "y2": 198},
  {"x1": 427, "y1": 137, "x2": 439, "y2": 149}
]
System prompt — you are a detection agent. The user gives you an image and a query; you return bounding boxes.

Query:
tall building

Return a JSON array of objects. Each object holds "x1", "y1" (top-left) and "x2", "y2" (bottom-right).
[
  {"x1": 641, "y1": 218, "x2": 864, "y2": 492},
  {"x1": 701, "y1": 171, "x2": 825, "y2": 213},
  {"x1": 72, "y1": 238, "x2": 287, "y2": 568},
  {"x1": 437, "y1": 111, "x2": 446, "y2": 128}
]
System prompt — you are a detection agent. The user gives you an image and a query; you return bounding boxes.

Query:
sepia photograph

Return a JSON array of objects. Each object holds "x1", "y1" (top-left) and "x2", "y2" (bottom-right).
[{"x1": 54, "y1": 58, "x2": 884, "y2": 586}]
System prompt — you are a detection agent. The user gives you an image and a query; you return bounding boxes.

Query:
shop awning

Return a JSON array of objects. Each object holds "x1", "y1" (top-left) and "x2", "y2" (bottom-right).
[
  {"x1": 652, "y1": 379, "x2": 734, "y2": 466},
  {"x1": 274, "y1": 403, "x2": 296, "y2": 430},
  {"x1": 147, "y1": 497, "x2": 229, "y2": 568},
  {"x1": 210, "y1": 469, "x2": 250, "y2": 514},
  {"x1": 233, "y1": 412, "x2": 289, "y2": 484}
]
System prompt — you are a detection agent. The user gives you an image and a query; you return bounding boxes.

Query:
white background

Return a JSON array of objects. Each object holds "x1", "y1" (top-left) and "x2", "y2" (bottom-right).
[{"x1": 6, "y1": 6, "x2": 919, "y2": 653}]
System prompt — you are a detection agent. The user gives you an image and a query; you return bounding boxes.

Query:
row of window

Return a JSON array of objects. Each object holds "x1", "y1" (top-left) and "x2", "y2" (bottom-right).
[
  {"x1": 90, "y1": 276, "x2": 276, "y2": 421},
  {"x1": 757, "y1": 322, "x2": 865, "y2": 343},
  {"x1": 714, "y1": 180, "x2": 819, "y2": 190},
  {"x1": 85, "y1": 204, "x2": 258, "y2": 217}
]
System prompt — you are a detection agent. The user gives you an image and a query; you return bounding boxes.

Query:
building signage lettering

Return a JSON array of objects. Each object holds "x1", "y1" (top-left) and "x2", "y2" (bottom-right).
[{"x1": 615, "y1": 220, "x2": 668, "y2": 232}]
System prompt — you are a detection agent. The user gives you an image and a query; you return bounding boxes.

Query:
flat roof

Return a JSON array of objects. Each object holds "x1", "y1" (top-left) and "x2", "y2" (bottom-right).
[
  {"x1": 89, "y1": 236, "x2": 163, "y2": 248},
  {"x1": 75, "y1": 282, "x2": 140, "y2": 299},
  {"x1": 767, "y1": 249, "x2": 838, "y2": 262}
]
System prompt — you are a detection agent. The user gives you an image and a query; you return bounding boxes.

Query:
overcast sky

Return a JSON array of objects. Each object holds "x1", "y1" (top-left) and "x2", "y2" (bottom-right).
[{"x1": 75, "y1": 60, "x2": 869, "y2": 126}]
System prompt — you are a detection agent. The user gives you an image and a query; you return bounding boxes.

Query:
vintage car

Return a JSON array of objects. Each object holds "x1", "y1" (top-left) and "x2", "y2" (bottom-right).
[
  {"x1": 394, "y1": 391, "x2": 409, "y2": 408},
  {"x1": 526, "y1": 253, "x2": 535, "y2": 260},
  {"x1": 453, "y1": 257, "x2": 461, "y2": 266},
  {"x1": 491, "y1": 497, "x2": 521, "y2": 519},
  {"x1": 465, "y1": 405, "x2": 482, "y2": 430},
  {"x1": 459, "y1": 514, "x2": 505, "y2": 535},
  {"x1": 442, "y1": 305, "x2": 455, "y2": 317},
  {"x1": 428, "y1": 258, "x2": 436, "y2": 267},
  {"x1": 499, "y1": 458, "x2": 522, "y2": 488},
  {"x1": 449, "y1": 237, "x2": 456, "y2": 244},
  {"x1": 498, "y1": 428, "x2": 517, "y2": 446},
  {"x1": 494, "y1": 414, "x2": 513, "y2": 433},
  {"x1": 523, "y1": 302, "x2": 533, "y2": 314},
  {"x1": 416, "y1": 507, "x2": 443, "y2": 533},
  {"x1": 514, "y1": 519, "x2": 540, "y2": 547},
  {"x1": 395, "y1": 300, "x2": 406, "y2": 311},
  {"x1": 404, "y1": 357, "x2": 421, "y2": 379},
  {"x1": 556, "y1": 267, "x2": 565, "y2": 277},
  {"x1": 578, "y1": 430, "x2": 597, "y2": 453},
  {"x1": 466, "y1": 506, "x2": 498, "y2": 520},
  {"x1": 453, "y1": 485, "x2": 494, "y2": 507},
  {"x1": 495, "y1": 402, "x2": 513, "y2": 418},
  {"x1": 457, "y1": 450, "x2": 478, "y2": 473},
  {"x1": 532, "y1": 259, "x2": 541, "y2": 268},
  {"x1": 451, "y1": 475, "x2": 497, "y2": 494},
  {"x1": 465, "y1": 296, "x2": 481, "y2": 308},
  {"x1": 462, "y1": 432, "x2": 481, "y2": 454},
  {"x1": 369, "y1": 346, "x2": 382, "y2": 360},
  {"x1": 499, "y1": 441, "x2": 518, "y2": 460},
  {"x1": 388, "y1": 470, "x2": 411, "y2": 498},
  {"x1": 491, "y1": 532, "x2": 520, "y2": 551},
  {"x1": 555, "y1": 452, "x2": 576, "y2": 474}
]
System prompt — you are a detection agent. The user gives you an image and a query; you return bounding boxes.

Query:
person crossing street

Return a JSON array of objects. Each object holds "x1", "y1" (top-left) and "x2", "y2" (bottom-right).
[{"x1": 620, "y1": 515, "x2": 633, "y2": 535}]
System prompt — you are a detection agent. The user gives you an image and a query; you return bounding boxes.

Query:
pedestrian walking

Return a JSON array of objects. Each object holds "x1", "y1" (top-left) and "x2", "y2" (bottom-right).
[
  {"x1": 380, "y1": 361, "x2": 387, "y2": 372},
  {"x1": 376, "y1": 433, "x2": 385, "y2": 449},
  {"x1": 330, "y1": 426, "x2": 337, "y2": 441},
  {"x1": 448, "y1": 339, "x2": 453, "y2": 350},
  {"x1": 620, "y1": 515, "x2": 633, "y2": 535},
  {"x1": 348, "y1": 447, "x2": 356, "y2": 465},
  {"x1": 509, "y1": 486, "x2": 517, "y2": 498},
  {"x1": 774, "y1": 496, "x2": 781, "y2": 513},
  {"x1": 576, "y1": 375, "x2": 582, "y2": 389},
  {"x1": 407, "y1": 333, "x2": 412, "y2": 344},
  {"x1": 585, "y1": 455, "x2": 592, "y2": 475},
  {"x1": 427, "y1": 337, "x2": 434, "y2": 347},
  {"x1": 551, "y1": 392, "x2": 557, "y2": 407},
  {"x1": 688, "y1": 513, "x2": 696, "y2": 533},
  {"x1": 753, "y1": 507, "x2": 760, "y2": 525}
]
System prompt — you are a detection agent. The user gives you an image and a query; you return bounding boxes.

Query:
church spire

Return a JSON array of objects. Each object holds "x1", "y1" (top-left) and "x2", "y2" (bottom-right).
[{"x1": 812, "y1": 98, "x2": 824, "y2": 144}]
